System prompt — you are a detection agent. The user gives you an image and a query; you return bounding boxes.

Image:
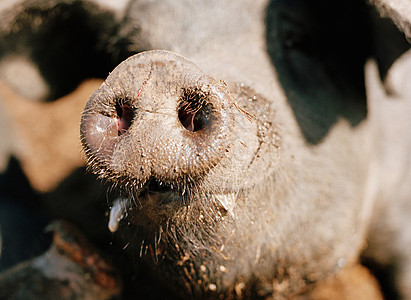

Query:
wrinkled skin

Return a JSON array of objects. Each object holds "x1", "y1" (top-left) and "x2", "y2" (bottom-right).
[{"x1": 0, "y1": 0, "x2": 411, "y2": 299}]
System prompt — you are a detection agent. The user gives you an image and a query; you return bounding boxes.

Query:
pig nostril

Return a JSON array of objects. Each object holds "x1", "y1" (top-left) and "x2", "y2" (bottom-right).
[
  {"x1": 178, "y1": 89, "x2": 213, "y2": 132},
  {"x1": 115, "y1": 101, "x2": 134, "y2": 136}
]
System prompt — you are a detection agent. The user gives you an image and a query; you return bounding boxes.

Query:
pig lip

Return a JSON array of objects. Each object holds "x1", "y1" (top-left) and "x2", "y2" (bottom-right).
[
  {"x1": 129, "y1": 178, "x2": 192, "y2": 226},
  {"x1": 140, "y1": 178, "x2": 179, "y2": 206},
  {"x1": 146, "y1": 178, "x2": 176, "y2": 193},
  {"x1": 131, "y1": 177, "x2": 233, "y2": 218}
]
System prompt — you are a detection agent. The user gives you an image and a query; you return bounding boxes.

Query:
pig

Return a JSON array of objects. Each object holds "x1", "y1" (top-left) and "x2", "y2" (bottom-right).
[
  {"x1": 0, "y1": 0, "x2": 409, "y2": 299},
  {"x1": 79, "y1": 0, "x2": 411, "y2": 299}
]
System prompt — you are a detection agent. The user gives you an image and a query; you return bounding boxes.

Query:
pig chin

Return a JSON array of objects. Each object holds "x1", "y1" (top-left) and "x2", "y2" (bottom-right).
[{"x1": 107, "y1": 177, "x2": 241, "y2": 268}]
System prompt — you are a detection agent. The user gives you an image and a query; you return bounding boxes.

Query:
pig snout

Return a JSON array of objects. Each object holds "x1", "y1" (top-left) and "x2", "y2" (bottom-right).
[
  {"x1": 81, "y1": 50, "x2": 278, "y2": 229},
  {"x1": 81, "y1": 50, "x2": 240, "y2": 192}
]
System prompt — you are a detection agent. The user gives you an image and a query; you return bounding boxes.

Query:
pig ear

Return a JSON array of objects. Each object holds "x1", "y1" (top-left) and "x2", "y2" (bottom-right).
[
  {"x1": 265, "y1": 0, "x2": 371, "y2": 144},
  {"x1": 265, "y1": 0, "x2": 409, "y2": 144},
  {"x1": 365, "y1": 2, "x2": 410, "y2": 92},
  {"x1": 369, "y1": 0, "x2": 411, "y2": 42}
]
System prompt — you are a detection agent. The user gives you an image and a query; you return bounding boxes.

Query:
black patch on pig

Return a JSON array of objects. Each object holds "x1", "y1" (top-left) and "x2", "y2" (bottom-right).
[
  {"x1": 0, "y1": 1, "x2": 142, "y2": 101},
  {"x1": 266, "y1": 0, "x2": 370, "y2": 144}
]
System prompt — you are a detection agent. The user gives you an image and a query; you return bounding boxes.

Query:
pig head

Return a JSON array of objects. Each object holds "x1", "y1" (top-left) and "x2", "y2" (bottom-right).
[{"x1": 79, "y1": 0, "x2": 411, "y2": 299}]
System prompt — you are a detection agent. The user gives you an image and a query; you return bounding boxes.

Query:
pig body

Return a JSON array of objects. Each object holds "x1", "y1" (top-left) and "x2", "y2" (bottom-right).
[{"x1": 0, "y1": 0, "x2": 410, "y2": 299}]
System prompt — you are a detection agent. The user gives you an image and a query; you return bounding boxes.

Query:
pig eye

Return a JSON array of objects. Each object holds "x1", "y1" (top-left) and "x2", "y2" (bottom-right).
[{"x1": 178, "y1": 89, "x2": 213, "y2": 132}]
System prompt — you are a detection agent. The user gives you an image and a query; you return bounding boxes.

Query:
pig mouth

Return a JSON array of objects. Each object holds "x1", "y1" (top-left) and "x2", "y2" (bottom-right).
[
  {"x1": 108, "y1": 177, "x2": 236, "y2": 233},
  {"x1": 141, "y1": 178, "x2": 181, "y2": 205}
]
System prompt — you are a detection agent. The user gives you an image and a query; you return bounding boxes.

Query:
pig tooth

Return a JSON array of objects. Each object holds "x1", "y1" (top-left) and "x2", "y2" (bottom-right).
[
  {"x1": 108, "y1": 197, "x2": 128, "y2": 233},
  {"x1": 215, "y1": 193, "x2": 236, "y2": 217}
]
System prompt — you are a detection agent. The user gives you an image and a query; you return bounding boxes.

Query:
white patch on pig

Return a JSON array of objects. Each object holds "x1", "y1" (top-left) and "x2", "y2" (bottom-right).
[
  {"x1": 0, "y1": 55, "x2": 49, "y2": 101},
  {"x1": 92, "y1": 0, "x2": 129, "y2": 18},
  {"x1": 108, "y1": 197, "x2": 128, "y2": 233}
]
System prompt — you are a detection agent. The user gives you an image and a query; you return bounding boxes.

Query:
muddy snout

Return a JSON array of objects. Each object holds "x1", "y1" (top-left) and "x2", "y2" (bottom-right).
[{"x1": 80, "y1": 50, "x2": 236, "y2": 189}]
